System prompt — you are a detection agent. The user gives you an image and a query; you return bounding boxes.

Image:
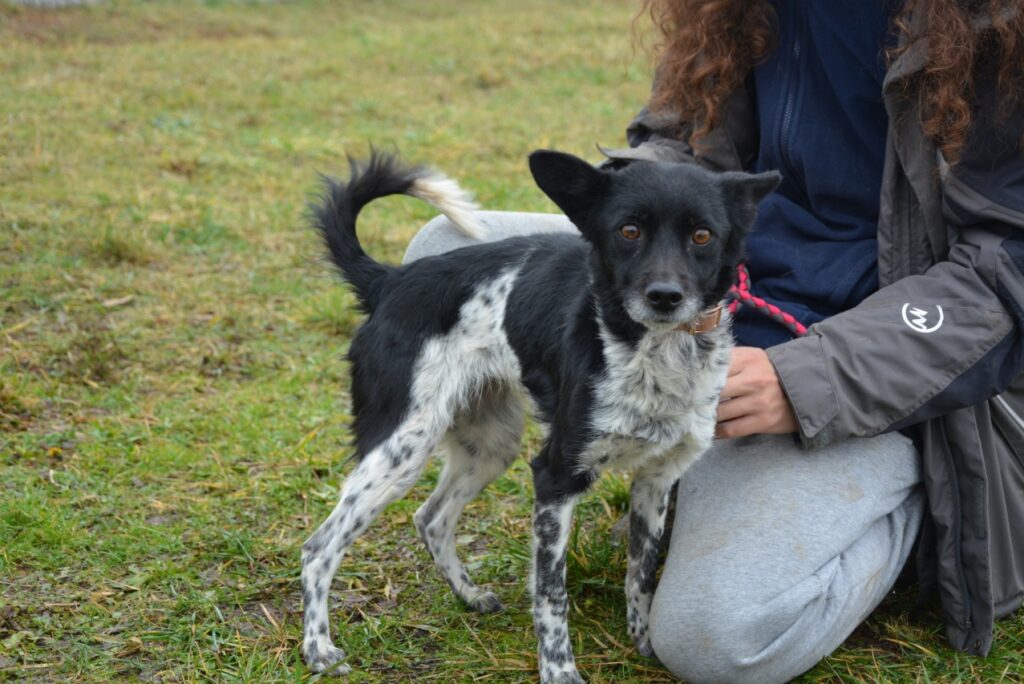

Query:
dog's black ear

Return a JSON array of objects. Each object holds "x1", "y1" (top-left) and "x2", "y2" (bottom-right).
[
  {"x1": 528, "y1": 150, "x2": 609, "y2": 226},
  {"x1": 720, "y1": 170, "x2": 781, "y2": 205},
  {"x1": 718, "y1": 170, "x2": 781, "y2": 230}
]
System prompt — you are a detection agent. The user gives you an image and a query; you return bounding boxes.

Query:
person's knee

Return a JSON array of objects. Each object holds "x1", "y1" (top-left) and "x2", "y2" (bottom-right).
[
  {"x1": 648, "y1": 586, "x2": 822, "y2": 684},
  {"x1": 648, "y1": 591, "x2": 751, "y2": 684},
  {"x1": 403, "y1": 214, "x2": 475, "y2": 264}
]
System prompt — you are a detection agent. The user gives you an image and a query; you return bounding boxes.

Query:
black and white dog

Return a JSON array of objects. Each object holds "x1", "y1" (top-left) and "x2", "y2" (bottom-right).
[{"x1": 301, "y1": 150, "x2": 779, "y2": 682}]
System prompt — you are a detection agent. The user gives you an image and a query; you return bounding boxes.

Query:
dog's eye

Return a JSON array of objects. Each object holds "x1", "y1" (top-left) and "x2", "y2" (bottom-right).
[
  {"x1": 619, "y1": 224, "x2": 641, "y2": 240},
  {"x1": 691, "y1": 227, "x2": 712, "y2": 245}
]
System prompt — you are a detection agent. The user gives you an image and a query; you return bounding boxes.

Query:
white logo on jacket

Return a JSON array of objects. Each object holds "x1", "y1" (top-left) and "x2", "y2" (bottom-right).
[{"x1": 901, "y1": 303, "x2": 944, "y2": 333}]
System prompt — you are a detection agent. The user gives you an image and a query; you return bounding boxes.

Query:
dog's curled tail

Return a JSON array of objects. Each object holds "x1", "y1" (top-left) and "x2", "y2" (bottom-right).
[{"x1": 313, "y1": 152, "x2": 483, "y2": 312}]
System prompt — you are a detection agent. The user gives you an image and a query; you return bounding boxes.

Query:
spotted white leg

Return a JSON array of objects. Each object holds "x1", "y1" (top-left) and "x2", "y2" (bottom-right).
[
  {"x1": 415, "y1": 392, "x2": 522, "y2": 612},
  {"x1": 625, "y1": 470, "x2": 675, "y2": 658},
  {"x1": 531, "y1": 495, "x2": 584, "y2": 684},
  {"x1": 300, "y1": 419, "x2": 438, "y2": 673}
]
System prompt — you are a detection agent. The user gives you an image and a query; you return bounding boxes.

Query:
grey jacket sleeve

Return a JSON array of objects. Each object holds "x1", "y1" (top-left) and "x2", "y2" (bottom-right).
[
  {"x1": 598, "y1": 106, "x2": 700, "y2": 167},
  {"x1": 767, "y1": 81, "x2": 1024, "y2": 449},
  {"x1": 600, "y1": 86, "x2": 759, "y2": 172},
  {"x1": 768, "y1": 227, "x2": 1024, "y2": 448}
]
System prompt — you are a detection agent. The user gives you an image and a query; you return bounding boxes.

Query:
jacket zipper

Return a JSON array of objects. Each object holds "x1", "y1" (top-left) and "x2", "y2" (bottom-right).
[
  {"x1": 777, "y1": 1, "x2": 805, "y2": 196},
  {"x1": 993, "y1": 395, "x2": 1024, "y2": 434},
  {"x1": 937, "y1": 420, "x2": 974, "y2": 632},
  {"x1": 993, "y1": 394, "x2": 1024, "y2": 469}
]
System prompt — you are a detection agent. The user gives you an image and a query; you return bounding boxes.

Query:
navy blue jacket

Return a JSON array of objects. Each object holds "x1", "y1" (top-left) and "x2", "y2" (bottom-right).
[{"x1": 735, "y1": 0, "x2": 899, "y2": 348}]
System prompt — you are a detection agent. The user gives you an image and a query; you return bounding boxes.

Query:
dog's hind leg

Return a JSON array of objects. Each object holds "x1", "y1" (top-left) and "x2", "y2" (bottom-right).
[
  {"x1": 300, "y1": 419, "x2": 442, "y2": 674},
  {"x1": 414, "y1": 384, "x2": 524, "y2": 613}
]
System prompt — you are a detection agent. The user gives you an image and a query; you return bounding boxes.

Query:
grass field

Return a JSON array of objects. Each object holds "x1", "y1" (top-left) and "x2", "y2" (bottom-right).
[{"x1": 2, "y1": 1, "x2": 1023, "y2": 682}]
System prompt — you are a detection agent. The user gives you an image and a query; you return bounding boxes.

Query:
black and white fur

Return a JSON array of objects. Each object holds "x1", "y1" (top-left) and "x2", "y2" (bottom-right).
[{"x1": 300, "y1": 151, "x2": 779, "y2": 682}]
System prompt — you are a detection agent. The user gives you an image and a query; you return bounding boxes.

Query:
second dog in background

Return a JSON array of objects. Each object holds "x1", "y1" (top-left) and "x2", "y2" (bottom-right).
[{"x1": 300, "y1": 149, "x2": 779, "y2": 683}]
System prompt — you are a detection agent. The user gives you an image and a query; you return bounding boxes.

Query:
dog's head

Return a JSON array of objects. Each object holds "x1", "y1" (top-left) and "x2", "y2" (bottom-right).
[{"x1": 529, "y1": 150, "x2": 779, "y2": 331}]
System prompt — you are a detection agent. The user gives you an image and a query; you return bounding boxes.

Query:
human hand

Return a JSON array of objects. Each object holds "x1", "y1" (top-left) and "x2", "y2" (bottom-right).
[{"x1": 715, "y1": 346, "x2": 798, "y2": 439}]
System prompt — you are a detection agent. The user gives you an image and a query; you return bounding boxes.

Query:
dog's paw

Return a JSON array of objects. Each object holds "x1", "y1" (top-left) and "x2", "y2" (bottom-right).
[
  {"x1": 303, "y1": 641, "x2": 350, "y2": 675},
  {"x1": 633, "y1": 635, "x2": 657, "y2": 659},
  {"x1": 467, "y1": 591, "x2": 504, "y2": 614},
  {"x1": 627, "y1": 606, "x2": 656, "y2": 659},
  {"x1": 541, "y1": 670, "x2": 586, "y2": 684}
]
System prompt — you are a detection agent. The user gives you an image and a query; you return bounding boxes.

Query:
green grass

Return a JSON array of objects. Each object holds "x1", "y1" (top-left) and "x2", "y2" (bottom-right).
[{"x1": 1, "y1": 1, "x2": 1022, "y2": 681}]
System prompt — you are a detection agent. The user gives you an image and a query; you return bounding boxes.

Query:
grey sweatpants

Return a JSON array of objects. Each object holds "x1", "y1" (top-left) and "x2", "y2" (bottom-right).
[{"x1": 404, "y1": 212, "x2": 926, "y2": 684}]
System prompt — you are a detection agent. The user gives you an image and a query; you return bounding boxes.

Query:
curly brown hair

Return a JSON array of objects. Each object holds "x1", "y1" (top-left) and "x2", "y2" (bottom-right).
[{"x1": 639, "y1": 0, "x2": 1024, "y2": 162}]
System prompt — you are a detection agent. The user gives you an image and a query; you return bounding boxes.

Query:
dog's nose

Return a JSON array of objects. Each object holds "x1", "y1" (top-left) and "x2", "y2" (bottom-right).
[{"x1": 645, "y1": 283, "x2": 684, "y2": 311}]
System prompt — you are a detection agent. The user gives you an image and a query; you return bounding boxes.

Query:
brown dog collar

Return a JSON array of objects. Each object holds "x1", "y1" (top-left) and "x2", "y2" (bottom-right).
[{"x1": 674, "y1": 304, "x2": 724, "y2": 334}]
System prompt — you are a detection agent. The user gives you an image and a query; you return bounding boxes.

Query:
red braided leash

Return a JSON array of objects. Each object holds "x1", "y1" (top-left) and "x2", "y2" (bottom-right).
[{"x1": 726, "y1": 264, "x2": 808, "y2": 337}]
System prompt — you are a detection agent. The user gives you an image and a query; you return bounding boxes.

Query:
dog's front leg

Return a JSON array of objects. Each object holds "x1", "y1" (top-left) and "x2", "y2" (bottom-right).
[
  {"x1": 625, "y1": 470, "x2": 674, "y2": 658},
  {"x1": 531, "y1": 494, "x2": 584, "y2": 684}
]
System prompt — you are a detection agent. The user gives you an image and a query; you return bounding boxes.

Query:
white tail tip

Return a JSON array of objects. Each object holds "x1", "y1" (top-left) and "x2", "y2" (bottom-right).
[{"x1": 408, "y1": 172, "x2": 484, "y2": 239}]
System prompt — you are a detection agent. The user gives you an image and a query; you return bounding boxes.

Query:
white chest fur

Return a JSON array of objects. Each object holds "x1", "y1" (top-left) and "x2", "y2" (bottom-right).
[{"x1": 583, "y1": 321, "x2": 732, "y2": 474}]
